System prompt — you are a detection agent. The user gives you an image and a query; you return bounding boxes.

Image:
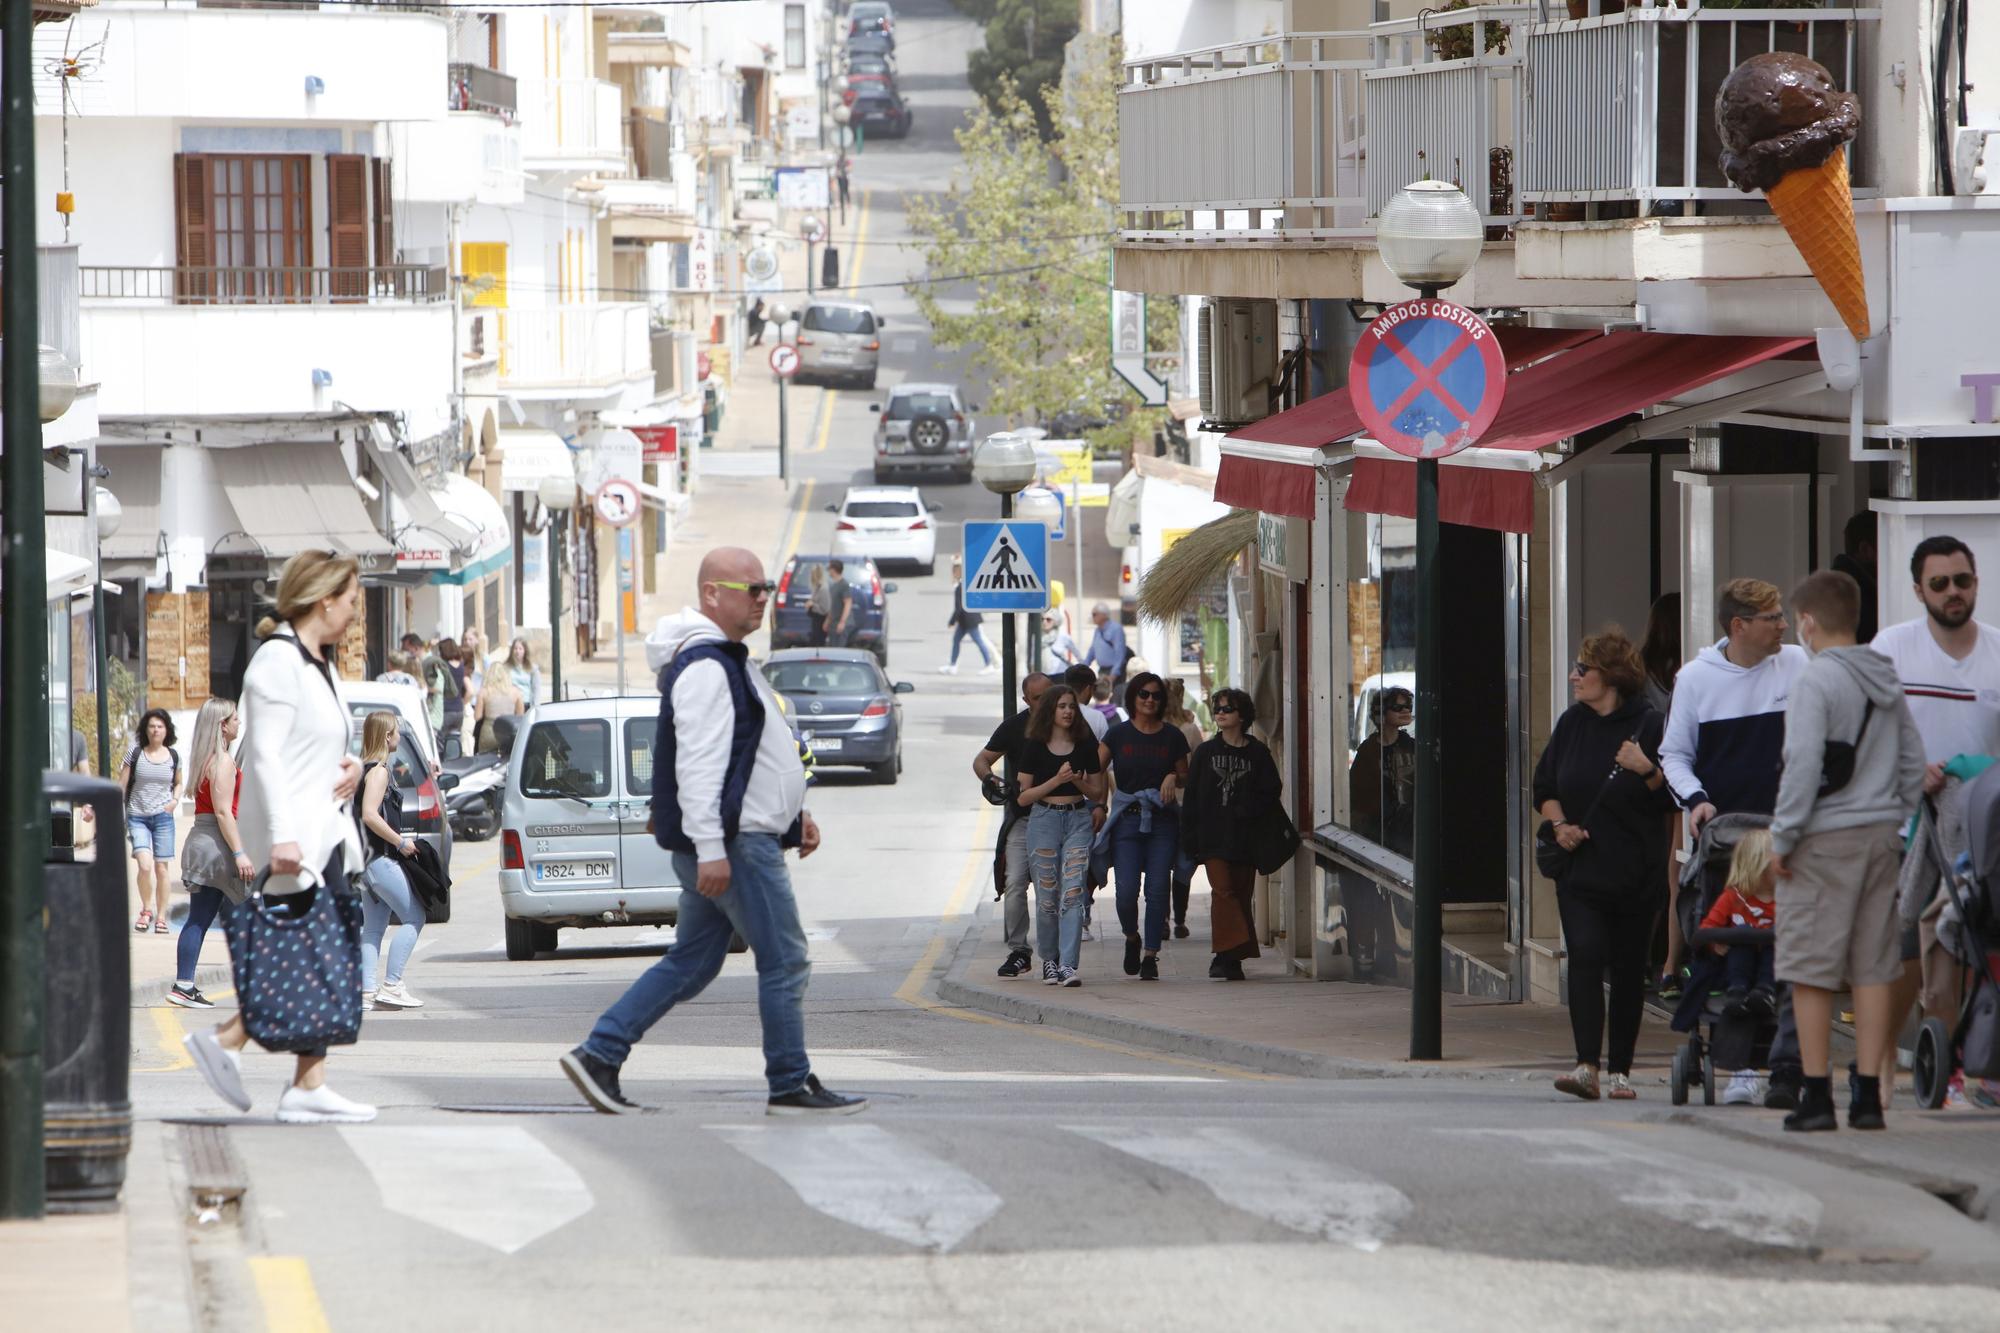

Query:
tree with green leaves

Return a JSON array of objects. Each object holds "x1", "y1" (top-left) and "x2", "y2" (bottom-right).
[{"x1": 965, "y1": 0, "x2": 1081, "y2": 143}]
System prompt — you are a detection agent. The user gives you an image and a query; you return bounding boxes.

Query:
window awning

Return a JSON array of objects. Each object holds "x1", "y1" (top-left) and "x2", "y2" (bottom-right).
[
  {"x1": 498, "y1": 428, "x2": 576, "y2": 494},
  {"x1": 97, "y1": 445, "x2": 162, "y2": 562},
  {"x1": 395, "y1": 473, "x2": 515, "y2": 584},
  {"x1": 215, "y1": 443, "x2": 393, "y2": 558},
  {"x1": 1216, "y1": 327, "x2": 1601, "y2": 517}
]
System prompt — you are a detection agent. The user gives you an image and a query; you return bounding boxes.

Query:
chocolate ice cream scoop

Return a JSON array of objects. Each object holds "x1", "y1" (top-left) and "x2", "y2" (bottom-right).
[{"x1": 1715, "y1": 52, "x2": 1860, "y2": 193}]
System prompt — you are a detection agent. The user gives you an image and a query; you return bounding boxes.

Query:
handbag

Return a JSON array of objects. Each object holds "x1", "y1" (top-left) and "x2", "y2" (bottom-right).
[
  {"x1": 222, "y1": 866, "x2": 365, "y2": 1054},
  {"x1": 1252, "y1": 801, "x2": 1301, "y2": 876}
]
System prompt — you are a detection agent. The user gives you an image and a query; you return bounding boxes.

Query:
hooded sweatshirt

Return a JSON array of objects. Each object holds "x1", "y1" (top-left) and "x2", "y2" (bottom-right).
[
  {"x1": 644, "y1": 609, "x2": 807, "y2": 862},
  {"x1": 1768, "y1": 644, "x2": 1926, "y2": 857},
  {"x1": 1659, "y1": 639, "x2": 1809, "y2": 815}
]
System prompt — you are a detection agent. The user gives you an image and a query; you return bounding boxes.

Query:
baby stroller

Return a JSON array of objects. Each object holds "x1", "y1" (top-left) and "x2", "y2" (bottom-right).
[
  {"x1": 1669, "y1": 813, "x2": 1778, "y2": 1106},
  {"x1": 1913, "y1": 764, "x2": 2000, "y2": 1107}
]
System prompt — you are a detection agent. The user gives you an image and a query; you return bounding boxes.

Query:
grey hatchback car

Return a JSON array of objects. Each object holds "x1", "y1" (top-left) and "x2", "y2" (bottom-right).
[
  {"x1": 871, "y1": 383, "x2": 975, "y2": 483},
  {"x1": 761, "y1": 649, "x2": 915, "y2": 784},
  {"x1": 795, "y1": 299, "x2": 882, "y2": 388}
]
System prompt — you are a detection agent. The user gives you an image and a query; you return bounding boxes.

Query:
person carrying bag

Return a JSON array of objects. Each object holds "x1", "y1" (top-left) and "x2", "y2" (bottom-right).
[{"x1": 224, "y1": 864, "x2": 365, "y2": 1055}]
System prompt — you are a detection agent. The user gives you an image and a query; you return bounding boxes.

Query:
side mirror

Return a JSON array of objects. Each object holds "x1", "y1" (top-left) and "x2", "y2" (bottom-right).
[
  {"x1": 436, "y1": 771, "x2": 461, "y2": 792},
  {"x1": 893, "y1": 681, "x2": 915, "y2": 694},
  {"x1": 882, "y1": 581, "x2": 899, "y2": 594},
  {"x1": 876, "y1": 316, "x2": 887, "y2": 327}
]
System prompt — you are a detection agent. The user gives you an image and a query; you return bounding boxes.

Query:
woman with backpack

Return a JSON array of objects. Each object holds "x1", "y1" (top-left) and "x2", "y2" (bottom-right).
[
  {"x1": 355, "y1": 711, "x2": 427, "y2": 1012},
  {"x1": 169, "y1": 699, "x2": 253, "y2": 1007},
  {"x1": 123, "y1": 708, "x2": 183, "y2": 935}
]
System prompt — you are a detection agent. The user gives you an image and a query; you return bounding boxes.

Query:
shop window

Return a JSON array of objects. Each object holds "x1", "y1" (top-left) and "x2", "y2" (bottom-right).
[{"x1": 1341, "y1": 514, "x2": 1416, "y2": 856}]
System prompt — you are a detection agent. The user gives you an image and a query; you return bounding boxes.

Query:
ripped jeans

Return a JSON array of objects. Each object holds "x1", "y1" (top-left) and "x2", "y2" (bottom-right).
[{"x1": 1028, "y1": 802, "x2": 1093, "y2": 972}]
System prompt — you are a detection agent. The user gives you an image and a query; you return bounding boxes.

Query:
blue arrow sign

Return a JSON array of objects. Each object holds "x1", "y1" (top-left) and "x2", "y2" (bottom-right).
[{"x1": 962, "y1": 521, "x2": 1049, "y2": 612}]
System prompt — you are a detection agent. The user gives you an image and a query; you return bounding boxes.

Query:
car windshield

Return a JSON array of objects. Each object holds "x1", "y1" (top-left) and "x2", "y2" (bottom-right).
[
  {"x1": 802, "y1": 305, "x2": 875, "y2": 334},
  {"x1": 520, "y1": 719, "x2": 612, "y2": 800},
  {"x1": 845, "y1": 500, "x2": 920, "y2": 518},
  {"x1": 764, "y1": 662, "x2": 882, "y2": 694},
  {"x1": 886, "y1": 393, "x2": 955, "y2": 419},
  {"x1": 849, "y1": 56, "x2": 891, "y2": 74},
  {"x1": 791, "y1": 559, "x2": 873, "y2": 588}
]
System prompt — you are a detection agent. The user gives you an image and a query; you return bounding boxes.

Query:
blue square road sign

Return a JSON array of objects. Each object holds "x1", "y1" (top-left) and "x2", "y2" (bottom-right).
[{"x1": 962, "y1": 521, "x2": 1049, "y2": 613}]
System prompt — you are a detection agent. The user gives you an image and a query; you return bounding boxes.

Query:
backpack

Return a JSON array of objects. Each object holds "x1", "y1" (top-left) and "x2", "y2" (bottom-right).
[{"x1": 125, "y1": 744, "x2": 180, "y2": 805}]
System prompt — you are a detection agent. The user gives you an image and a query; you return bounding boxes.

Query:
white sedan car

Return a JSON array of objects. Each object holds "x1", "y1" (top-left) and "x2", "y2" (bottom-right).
[{"x1": 829, "y1": 487, "x2": 936, "y2": 575}]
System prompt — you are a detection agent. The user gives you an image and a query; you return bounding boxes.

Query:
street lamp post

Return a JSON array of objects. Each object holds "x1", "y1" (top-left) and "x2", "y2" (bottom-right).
[
  {"x1": 1374, "y1": 179, "x2": 1485, "y2": 1063},
  {"x1": 91, "y1": 482, "x2": 123, "y2": 781},
  {"x1": 972, "y1": 433, "x2": 1038, "y2": 719},
  {"x1": 539, "y1": 474, "x2": 578, "y2": 704}
]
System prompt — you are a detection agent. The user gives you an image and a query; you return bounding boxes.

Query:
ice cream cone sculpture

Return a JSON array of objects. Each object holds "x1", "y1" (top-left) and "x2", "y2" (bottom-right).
[{"x1": 1716, "y1": 52, "x2": 1869, "y2": 341}]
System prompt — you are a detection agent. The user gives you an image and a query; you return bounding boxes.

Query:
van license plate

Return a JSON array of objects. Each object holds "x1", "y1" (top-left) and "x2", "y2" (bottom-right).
[{"x1": 537, "y1": 861, "x2": 612, "y2": 882}]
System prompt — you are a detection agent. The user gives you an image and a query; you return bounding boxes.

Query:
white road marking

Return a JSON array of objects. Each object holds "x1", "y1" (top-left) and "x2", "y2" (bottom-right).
[
  {"x1": 338, "y1": 1126, "x2": 593, "y2": 1255},
  {"x1": 709, "y1": 1123, "x2": 1002, "y2": 1252},
  {"x1": 1450, "y1": 1129, "x2": 1823, "y2": 1248},
  {"x1": 1067, "y1": 1125, "x2": 1410, "y2": 1251}
]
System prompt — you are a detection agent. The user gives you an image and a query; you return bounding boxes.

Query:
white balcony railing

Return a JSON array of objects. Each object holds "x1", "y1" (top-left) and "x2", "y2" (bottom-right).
[
  {"x1": 520, "y1": 78, "x2": 625, "y2": 167},
  {"x1": 1119, "y1": 33, "x2": 1371, "y2": 240},
  {"x1": 1364, "y1": 6, "x2": 1532, "y2": 225},
  {"x1": 1520, "y1": 4, "x2": 1879, "y2": 207},
  {"x1": 497, "y1": 303, "x2": 652, "y2": 391}
]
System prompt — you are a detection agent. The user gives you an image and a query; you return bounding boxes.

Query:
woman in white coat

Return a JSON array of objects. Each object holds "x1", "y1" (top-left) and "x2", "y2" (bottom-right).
[{"x1": 183, "y1": 549, "x2": 372, "y2": 1124}]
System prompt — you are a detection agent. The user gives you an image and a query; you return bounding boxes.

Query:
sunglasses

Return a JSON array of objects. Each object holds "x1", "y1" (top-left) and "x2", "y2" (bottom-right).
[
  {"x1": 1570, "y1": 661, "x2": 1595, "y2": 677},
  {"x1": 1927, "y1": 572, "x2": 1978, "y2": 593},
  {"x1": 1385, "y1": 697, "x2": 1413, "y2": 712},
  {"x1": 1211, "y1": 701, "x2": 1237, "y2": 715},
  {"x1": 710, "y1": 579, "x2": 778, "y2": 598},
  {"x1": 1135, "y1": 689, "x2": 1164, "y2": 701}
]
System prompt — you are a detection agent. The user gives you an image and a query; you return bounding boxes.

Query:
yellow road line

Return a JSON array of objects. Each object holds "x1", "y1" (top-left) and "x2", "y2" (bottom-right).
[
  {"x1": 248, "y1": 1256, "x2": 333, "y2": 1333},
  {"x1": 807, "y1": 383, "x2": 839, "y2": 456},
  {"x1": 140, "y1": 1005, "x2": 193, "y2": 1073}
]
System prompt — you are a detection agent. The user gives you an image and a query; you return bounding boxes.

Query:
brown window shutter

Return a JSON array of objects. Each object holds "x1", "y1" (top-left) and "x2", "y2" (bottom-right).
[
  {"x1": 327, "y1": 153, "x2": 368, "y2": 300},
  {"x1": 173, "y1": 153, "x2": 214, "y2": 303},
  {"x1": 372, "y1": 157, "x2": 395, "y2": 282}
]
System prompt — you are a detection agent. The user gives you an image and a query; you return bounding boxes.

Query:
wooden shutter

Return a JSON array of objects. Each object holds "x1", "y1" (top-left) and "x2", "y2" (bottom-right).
[
  {"x1": 327, "y1": 153, "x2": 369, "y2": 301},
  {"x1": 173, "y1": 153, "x2": 214, "y2": 303},
  {"x1": 372, "y1": 157, "x2": 395, "y2": 279}
]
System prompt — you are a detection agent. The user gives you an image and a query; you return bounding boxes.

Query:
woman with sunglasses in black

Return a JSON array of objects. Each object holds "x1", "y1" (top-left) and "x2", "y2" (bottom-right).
[
  {"x1": 1181, "y1": 688, "x2": 1282, "y2": 980},
  {"x1": 1096, "y1": 672, "x2": 1191, "y2": 980}
]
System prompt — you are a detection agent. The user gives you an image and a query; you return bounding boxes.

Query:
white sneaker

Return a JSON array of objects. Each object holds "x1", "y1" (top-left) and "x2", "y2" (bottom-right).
[
  {"x1": 276, "y1": 1084, "x2": 377, "y2": 1124},
  {"x1": 981, "y1": 662, "x2": 1000, "y2": 674},
  {"x1": 361, "y1": 992, "x2": 375, "y2": 1013},
  {"x1": 184, "y1": 1027, "x2": 251, "y2": 1112},
  {"x1": 374, "y1": 983, "x2": 423, "y2": 1010},
  {"x1": 1081, "y1": 924, "x2": 1095, "y2": 942},
  {"x1": 938, "y1": 663, "x2": 958, "y2": 675},
  {"x1": 1722, "y1": 1071, "x2": 1761, "y2": 1106}
]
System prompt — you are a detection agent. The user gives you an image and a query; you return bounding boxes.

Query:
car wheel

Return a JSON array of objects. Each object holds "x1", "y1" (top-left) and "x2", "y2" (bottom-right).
[
  {"x1": 504, "y1": 916, "x2": 539, "y2": 961},
  {"x1": 861, "y1": 373, "x2": 877, "y2": 390},
  {"x1": 910, "y1": 414, "x2": 950, "y2": 452},
  {"x1": 872, "y1": 754, "x2": 899, "y2": 785},
  {"x1": 531, "y1": 920, "x2": 559, "y2": 953},
  {"x1": 919, "y1": 560, "x2": 934, "y2": 577}
]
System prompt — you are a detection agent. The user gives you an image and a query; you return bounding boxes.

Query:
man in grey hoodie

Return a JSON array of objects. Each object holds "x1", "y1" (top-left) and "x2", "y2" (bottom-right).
[{"x1": 1770, "y1": 570, "x2": 1925, "y2": 1133}]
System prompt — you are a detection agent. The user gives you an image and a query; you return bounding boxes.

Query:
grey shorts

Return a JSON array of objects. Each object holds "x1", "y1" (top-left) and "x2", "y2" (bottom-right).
[{"x1": 1775, "y1": 823, "x2": 1905, "y2": 991}]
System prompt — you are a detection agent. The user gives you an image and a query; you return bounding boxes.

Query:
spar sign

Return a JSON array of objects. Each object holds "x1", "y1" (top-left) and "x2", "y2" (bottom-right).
[{"x1": 1348, "y1": 300, "x2": 1506, "y2": 460}]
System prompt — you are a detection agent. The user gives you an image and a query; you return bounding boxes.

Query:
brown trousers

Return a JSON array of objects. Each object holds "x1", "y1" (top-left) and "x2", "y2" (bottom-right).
[{"x1": 1206, "y1": 859, "x2": 1260, "y2": 962}]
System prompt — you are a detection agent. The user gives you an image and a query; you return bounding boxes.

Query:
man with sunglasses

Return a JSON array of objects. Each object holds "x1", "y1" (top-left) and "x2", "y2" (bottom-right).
[{"x1": 562, "y1": 547, "x2": 865, "y2": 1117}]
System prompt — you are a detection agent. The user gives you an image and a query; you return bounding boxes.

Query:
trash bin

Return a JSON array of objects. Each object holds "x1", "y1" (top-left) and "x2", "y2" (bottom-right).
[{"x1": 42, "y1": 771, "x2": 131, "y2": 1213}]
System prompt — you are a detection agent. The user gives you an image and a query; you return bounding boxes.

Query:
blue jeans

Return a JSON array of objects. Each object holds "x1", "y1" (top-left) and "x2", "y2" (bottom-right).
[
  {"x1": 1029, "y1": 804, "x2": 1092, "y2": 971},
  {"x1": 129, "y1": 810, "x2": 176, "y2": 858},
  {"x1": 1724, "y1": 941, "x2": 1776, "y2": 994},
  {"x1": 175, "y1": 884, "x2": 226, "y2": 984},
  {"x1": 583, "y1": 832, "x2": 812, "y2": 1096},
  {"x1": 360, "y1": 856, "x2": 425, "y2": 992},
  {"x1": 1112, "y1": 805, "x2": 1178, "y2": 953},
  {"x1": 949, "y1": 624, "x2": 993, "y2": 667}
]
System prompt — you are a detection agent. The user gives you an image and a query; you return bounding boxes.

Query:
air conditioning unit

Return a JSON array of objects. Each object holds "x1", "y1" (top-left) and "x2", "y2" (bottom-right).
[{"x1": 1198, "y1": 298, "x2": 1279, "y2": 428}]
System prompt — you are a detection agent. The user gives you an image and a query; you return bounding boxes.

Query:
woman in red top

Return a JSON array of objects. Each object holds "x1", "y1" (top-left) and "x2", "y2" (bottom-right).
[{"x1": 170, "y1": 699, "x2": 253, "y2": 1009}]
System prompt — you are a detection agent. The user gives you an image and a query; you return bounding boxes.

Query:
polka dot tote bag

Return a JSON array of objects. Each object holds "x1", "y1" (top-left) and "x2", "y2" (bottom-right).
[{"x1": 222, "y1": 867, "x2": 365, "y2": 1054}]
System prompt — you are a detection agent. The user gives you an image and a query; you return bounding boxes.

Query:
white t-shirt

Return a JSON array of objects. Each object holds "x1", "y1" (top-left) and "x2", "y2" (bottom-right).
[
  {"x1": 1869, "y1": 617, "x2": 2000, "y2": 763},
  {"x1": 1079, "y1": 706, "x2": 1109, "y2": 742}
]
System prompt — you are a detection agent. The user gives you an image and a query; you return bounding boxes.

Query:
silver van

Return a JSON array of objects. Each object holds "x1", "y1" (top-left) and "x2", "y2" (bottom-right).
[
  {"x1": 795, "y1": 299, "x2": 883, "y2": 389},
  {"x1": 499, "y1": 697, "x2": 691, "y2": 960}
]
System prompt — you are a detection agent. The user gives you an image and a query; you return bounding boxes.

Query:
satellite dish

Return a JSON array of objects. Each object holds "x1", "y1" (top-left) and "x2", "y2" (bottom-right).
[{"x1": 745, "y1": 245, "x2": 780, "y2": 283}]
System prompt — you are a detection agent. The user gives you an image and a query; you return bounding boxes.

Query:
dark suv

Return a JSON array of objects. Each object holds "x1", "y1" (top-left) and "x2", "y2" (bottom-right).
[{"x1": 771, "y1": 555, "x2": 896, "y2": 666}]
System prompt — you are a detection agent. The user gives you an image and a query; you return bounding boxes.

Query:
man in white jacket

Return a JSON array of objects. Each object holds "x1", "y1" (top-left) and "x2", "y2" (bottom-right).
[{"x1": 561, "y1": 547, "x2": 866, "y2": 1117}]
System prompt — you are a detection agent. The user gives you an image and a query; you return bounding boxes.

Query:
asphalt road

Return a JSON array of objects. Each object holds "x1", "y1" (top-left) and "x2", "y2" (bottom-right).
[{"x1": 132, "y1": 5, "x2": 2000, "y2": 1328}]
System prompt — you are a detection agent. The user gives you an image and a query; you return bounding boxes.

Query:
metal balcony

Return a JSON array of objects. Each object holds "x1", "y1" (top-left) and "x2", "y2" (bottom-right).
[
  {"x1": 79, "y1": 265, "x2": 450, "y2": 305},
  {"x1": 448, "y1": 62, "x2": 517, "y2": 121}
]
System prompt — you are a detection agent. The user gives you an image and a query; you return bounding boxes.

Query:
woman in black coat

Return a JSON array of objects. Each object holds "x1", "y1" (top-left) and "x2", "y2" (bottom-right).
[
  {"x1": 1533, "y1": 627, "x2": 1674, "y2": 1102},
  {"x1": 1181, "y1": 688, "x2": 1282, "y2": 981}
]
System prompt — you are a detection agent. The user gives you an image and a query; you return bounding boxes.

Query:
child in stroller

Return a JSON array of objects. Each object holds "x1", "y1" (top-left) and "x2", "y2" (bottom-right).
[{"x1": 1670, "y1": 814, "x2": 1781, "y2": 1106}]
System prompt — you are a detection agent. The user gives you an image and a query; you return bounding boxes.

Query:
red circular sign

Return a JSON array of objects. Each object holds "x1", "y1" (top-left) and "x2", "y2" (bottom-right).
[
  {"x1": 1347, "y1": 300, "x2": 1507, "y2": 459},
  {"x1": 769, "y1": 343, "x2": 800, "y2": 378}
]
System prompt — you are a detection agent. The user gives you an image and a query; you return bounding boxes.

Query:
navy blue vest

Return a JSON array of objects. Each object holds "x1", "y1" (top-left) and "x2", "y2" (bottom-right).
[{"x1": 652, "y1": 639, "x2": 801, "y2": 855}]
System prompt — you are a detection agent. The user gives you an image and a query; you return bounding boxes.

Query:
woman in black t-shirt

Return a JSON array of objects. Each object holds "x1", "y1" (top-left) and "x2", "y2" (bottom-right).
[
  {"x1": 1099, "y1": 672, "x2": 1192, "y2": 981},
  {"x1": 1018, "y1": 686, "x2": 1104, "y2": 985}
]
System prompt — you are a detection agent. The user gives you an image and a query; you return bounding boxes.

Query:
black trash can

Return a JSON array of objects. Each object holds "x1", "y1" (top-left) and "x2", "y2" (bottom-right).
[{"x1": 42, "y1": 771, "x2": 131, "y2": 1213}]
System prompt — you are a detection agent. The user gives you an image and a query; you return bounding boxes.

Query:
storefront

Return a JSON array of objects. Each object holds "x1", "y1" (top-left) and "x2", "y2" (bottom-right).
[{"x1": 393, "y1": 472, "x2": 516, "y2": 650}]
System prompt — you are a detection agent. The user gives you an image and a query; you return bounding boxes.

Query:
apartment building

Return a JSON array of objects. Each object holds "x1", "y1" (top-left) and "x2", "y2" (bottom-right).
[{"x1": 1112, "y1": 0, "x2": 2000, "y2": 1004}]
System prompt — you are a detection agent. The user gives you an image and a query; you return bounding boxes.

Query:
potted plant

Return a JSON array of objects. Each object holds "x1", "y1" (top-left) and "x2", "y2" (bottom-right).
[{"x1": 1427, "y1": 1, "x2": 1512, "y2": 61}]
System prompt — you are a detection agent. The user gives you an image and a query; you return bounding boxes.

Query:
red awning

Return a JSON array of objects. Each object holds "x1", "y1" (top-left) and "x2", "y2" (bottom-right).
[
  {"x1": 1215, "y1": 326, "x2": 1602, "y2": 517},
  {"x1": 1343, "y1": 459, "x2": 1536, "y2": 534}
]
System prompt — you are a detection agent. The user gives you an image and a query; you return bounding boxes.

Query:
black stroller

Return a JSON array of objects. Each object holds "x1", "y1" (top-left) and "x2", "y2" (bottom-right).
[
  {"x1": 1669, "y1": 813, "x2": 1779, "y2": 1106},
  {"x1": 1913, "y1": 764, "x2": 2000, "y2": 1107}
]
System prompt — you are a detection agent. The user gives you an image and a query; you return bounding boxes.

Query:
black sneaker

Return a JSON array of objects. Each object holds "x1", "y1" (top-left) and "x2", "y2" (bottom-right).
[
  {"x1": 1173, "y1": 923, "x2": 1190, "y2": 940},
  {"x1": 1765, "y1": 1070, "x2": 1801, "y2": 1111},
  {"x1": 1745, "y1": 988, "x2": 1776, "y2": 1023},
  {"x1": 1138, "y1": 955, "x2": 1159, "y2": 982},
  {"x1": 1208, "y1": 954, "x2": 1228, "y2": 980},
  {"x1": 560, "y1": 1047, "x2": 639, "y2": 1115},
  {"x1": 167, "y1": 983, "x2": 215, "y2": 1009},
  {"x1": 1783, "y1": 1079, "x2": 1837, "y2": 1133},
  {"x1": 767, "y1": 1074, "x2": 868, "y2": 1117},
  {"x1": 997, "y1": 948, "x2": 1033, "y2": 979},
  {"x1": 1123, "y1": 935, "x2": 1142, "y2": 976}
]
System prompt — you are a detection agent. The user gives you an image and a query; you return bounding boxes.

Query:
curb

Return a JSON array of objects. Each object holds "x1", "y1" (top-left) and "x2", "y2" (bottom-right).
[{"x1": 131, "y1": 963, "x2": 233, "y2": 1011}]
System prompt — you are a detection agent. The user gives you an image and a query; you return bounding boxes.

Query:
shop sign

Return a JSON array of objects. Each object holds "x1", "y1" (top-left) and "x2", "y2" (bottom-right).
[
  {"x1": 635, "y1": 425, "x2": 678, "y2": 462},
  {"x1": 1257, "y1": 512, "x2": 1305, "y2": 583}
]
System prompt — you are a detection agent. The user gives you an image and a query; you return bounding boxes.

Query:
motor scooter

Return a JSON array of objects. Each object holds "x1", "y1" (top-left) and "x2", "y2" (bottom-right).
[{"x1": 443, "y1": 716, "x2": 515, "y2": 842}]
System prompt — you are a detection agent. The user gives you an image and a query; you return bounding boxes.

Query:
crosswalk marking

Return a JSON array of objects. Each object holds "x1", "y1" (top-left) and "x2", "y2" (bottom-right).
[
  {"x1": 1066, "y1": 1125, "x2": 1411, "y2": 1251},
  {"x1": 1450, "y1": 1129, "x2": 1822, "y2": 1248},
  {"x1": 339, "y1": 1126, "x2": 594, "y2": 1255},
  {"x1": 708, "y1": 1123, "x2": 1002, "y2": 1252}
]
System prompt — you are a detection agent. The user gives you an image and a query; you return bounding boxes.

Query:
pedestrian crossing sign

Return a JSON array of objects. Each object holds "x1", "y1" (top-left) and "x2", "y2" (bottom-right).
[{"x1": 962, "y1": 521, "x2": 1048, "y2": 612}]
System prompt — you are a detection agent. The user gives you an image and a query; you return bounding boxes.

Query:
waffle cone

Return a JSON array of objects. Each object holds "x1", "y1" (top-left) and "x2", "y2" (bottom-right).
[{"x1": 1765, "y1": 146, "x2": 1869, "y2": 340}]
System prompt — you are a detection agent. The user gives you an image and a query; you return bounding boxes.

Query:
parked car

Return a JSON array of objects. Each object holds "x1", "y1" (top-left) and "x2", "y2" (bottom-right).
[
  {"x1": 871, "y1": 383, "x2": 975, "y2": 483},
  {"x1": 795, "y1": 298, "x2": 882, "y2": 388},
  {"x1": 846, "y1": 51, "x2": 896, "y2": 82},
  {"x1": 762, "y1": 649, "x2": 914, "y2": 784},
  {"x1": 851, "y1": 87, "x2": 912, "y2": 139},
  {"x1": 341, "y1": 678, "x2": 440, "y2": 775},
  {"x1": 343, "y1": 714, "x2": 454, "y2": 872},
  {"x1": 771, "y1": 554, "x2": 896, "y2": 665},
  {"x1": 829, "y1": 487, "x2": 936, "y2": 576},
  {"x1": 849, "y1": 1, "x2": 894, "y2": 45}
]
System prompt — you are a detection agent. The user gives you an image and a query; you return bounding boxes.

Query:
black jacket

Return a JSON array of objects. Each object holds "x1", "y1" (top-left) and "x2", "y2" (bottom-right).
[
  {"x1": 400, "y1": 839, "x2": 452, "y2": 924},
  {"x1": 1181, "y1": 735, "x2": 1282, "y2": 864},
  {"x1": 1531, "y1": 696, "x2": 1674, "y2": 906},
  {"x1": 948, "y1": 582, "x2": 983, "y2": 630}
]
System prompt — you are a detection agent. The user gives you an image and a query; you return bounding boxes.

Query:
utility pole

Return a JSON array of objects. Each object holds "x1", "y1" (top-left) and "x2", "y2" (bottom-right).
[
  {"x1": 547, "y1": 511, "x2": 565, "y2": 703},
  {"x1": 2, "y1": 0, "x2": 53, "y2": 1220}
]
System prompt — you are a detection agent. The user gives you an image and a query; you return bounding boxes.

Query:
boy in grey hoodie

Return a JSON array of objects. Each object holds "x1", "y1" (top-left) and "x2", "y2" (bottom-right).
[{"x1": 1771, "y1": 571, "x2": 1926, "y2": 1133}]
